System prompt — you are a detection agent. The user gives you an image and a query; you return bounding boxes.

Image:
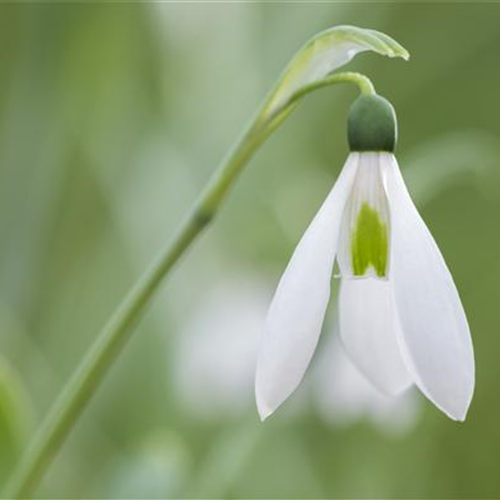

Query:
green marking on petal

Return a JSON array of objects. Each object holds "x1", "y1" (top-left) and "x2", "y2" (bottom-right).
[{"x1": 351, "y1": 202, "x2": 389, "y2": 277}]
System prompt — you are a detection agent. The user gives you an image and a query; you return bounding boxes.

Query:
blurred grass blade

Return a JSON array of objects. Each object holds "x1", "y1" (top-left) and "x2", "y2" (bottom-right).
[{"x1": 0, "y1": 356, "x2": 33, "y2": 483}]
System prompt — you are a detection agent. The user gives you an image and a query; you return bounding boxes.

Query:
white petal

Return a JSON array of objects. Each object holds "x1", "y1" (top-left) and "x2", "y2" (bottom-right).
[
  {"x1": 383, "y1": 153, "x2": 475, "y2": 421},
  {"x1": 338, "y1": 278, "x2": 413, "y2": 395},
  {"x1": 255, "y1": 153, "x2": 359, "y2": 420}
]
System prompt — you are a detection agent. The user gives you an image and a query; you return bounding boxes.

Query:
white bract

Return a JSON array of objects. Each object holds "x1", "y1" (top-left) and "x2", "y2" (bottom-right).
[
  {"x1": 256, "y1": 150, "x2": 475, "y2": 422},
  {"x1": 261, "y1": 25, "x2": 409, "y2": 120}
]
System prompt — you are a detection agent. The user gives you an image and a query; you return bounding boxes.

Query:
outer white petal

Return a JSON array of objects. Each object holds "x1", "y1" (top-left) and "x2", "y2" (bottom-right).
[
  {"x1": 383, "y1": 153, "x2": 475, "y2": 421},
  {"x1": 338, "y1": 278, "x2": 413, "y2": 396},
  {"x1": 255, "y1": 153, "x2": 359, "y2": 420}
]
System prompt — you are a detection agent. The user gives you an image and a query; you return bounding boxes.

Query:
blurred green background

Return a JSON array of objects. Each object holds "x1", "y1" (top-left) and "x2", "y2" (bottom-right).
[{"x1": 0, "y1": 2, "x2": 500, "y2": 498}]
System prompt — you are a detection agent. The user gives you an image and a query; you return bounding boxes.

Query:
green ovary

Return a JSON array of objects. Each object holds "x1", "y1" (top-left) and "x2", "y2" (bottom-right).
[{"x1": 351, "y1": 202, "x2": 389, "y2": 277}]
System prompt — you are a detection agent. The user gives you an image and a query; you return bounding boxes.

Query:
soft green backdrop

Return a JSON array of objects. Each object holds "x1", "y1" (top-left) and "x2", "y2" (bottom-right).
[{"x1": 0, "y1": 2, "x2": 499, "y2": 498}]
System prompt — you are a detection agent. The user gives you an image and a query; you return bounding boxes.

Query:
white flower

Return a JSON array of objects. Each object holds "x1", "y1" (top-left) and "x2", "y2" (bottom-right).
[
  {"x1": 256, "y1": 94, "x2": 475, "y2": 422},
  {"x1": 173, "y1": 276, "x2": 269, "y2": 419}
]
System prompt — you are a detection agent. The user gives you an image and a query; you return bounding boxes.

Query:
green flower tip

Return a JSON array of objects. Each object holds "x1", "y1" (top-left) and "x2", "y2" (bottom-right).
[
  {"x1": 347, "y1": 94, "x2": 398, "y2": 153},
  {"x1": 320, "y1": 25, "x2": 410, "y2": 61},
  {"x1": 365, "y1": 28, "x2": 410, "y2": 61}
]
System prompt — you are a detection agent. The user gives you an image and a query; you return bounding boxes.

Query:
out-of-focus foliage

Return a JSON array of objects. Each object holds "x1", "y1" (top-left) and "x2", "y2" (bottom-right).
[{"x1": 0, "y1": 3, "x2": 499, "y2": 498}]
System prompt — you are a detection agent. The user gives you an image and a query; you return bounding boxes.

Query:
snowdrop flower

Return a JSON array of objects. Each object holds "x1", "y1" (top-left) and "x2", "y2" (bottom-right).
[{"x1": 256, "y1": 94, "x2": 475, "y2": 422}]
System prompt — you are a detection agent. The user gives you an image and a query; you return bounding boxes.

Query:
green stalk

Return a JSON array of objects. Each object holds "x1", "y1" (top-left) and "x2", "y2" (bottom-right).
[{"x1": 3, "y1": 72, "x2": 373, "y2": 499}]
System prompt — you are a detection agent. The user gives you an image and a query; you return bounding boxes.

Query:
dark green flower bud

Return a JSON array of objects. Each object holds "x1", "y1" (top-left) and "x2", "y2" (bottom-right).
[{"x1": 347, "y1": 94, "x2": 397, "y2": 152}]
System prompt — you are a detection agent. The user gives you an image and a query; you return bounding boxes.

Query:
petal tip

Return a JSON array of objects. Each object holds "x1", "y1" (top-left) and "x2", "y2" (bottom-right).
[
  {"x1": 428, "y1": 388, "x2": 473, "y2": 422},
  {"x1": 258, "y1": 408, "x2": 273, "y2": 422},
  {"x1": 444, "y1": 406, "x2": 469, "y2": 423},
  {"x1": 256, "y1": 395, "x2": 274, "y2": 422},
  {"x1": 448, "y1": 396, "x2": 473, "y2": 423}
]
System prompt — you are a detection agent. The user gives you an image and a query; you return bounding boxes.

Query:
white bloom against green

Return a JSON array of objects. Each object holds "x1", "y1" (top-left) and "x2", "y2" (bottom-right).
[{"x1": 255, "y1": 93, "x2": 475, "y2": 422}]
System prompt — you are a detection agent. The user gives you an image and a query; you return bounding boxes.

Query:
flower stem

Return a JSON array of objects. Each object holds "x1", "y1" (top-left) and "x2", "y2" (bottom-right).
[
  {"x1": 288, "y1": 71, "x2": 376, "y2": 104},
  {"x1": 3, "y1": 71, "x2": 373, "y2": 499}
]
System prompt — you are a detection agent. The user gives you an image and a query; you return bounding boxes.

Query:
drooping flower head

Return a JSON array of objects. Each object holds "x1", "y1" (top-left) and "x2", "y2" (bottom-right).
[{"x1": 256, "y1": 92, "x2": 475, "y2": 422}]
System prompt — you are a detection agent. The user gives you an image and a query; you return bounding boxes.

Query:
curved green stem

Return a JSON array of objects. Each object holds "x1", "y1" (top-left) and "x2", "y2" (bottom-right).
[
  {"x1": 289, "y1": 71, "x2": 376, "y2": 102},
  {"x1": 261, "y1": 71, "x2": 376, "y2": 128},
  {"x1": 2, "y1": 71, "x2": 374, "y2": 499}
]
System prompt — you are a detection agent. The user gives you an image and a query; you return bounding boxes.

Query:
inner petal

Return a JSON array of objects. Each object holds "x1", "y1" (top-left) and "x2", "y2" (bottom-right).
[{"x1": 337, "y1": 152, "x2": 391, "y2": 279}]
